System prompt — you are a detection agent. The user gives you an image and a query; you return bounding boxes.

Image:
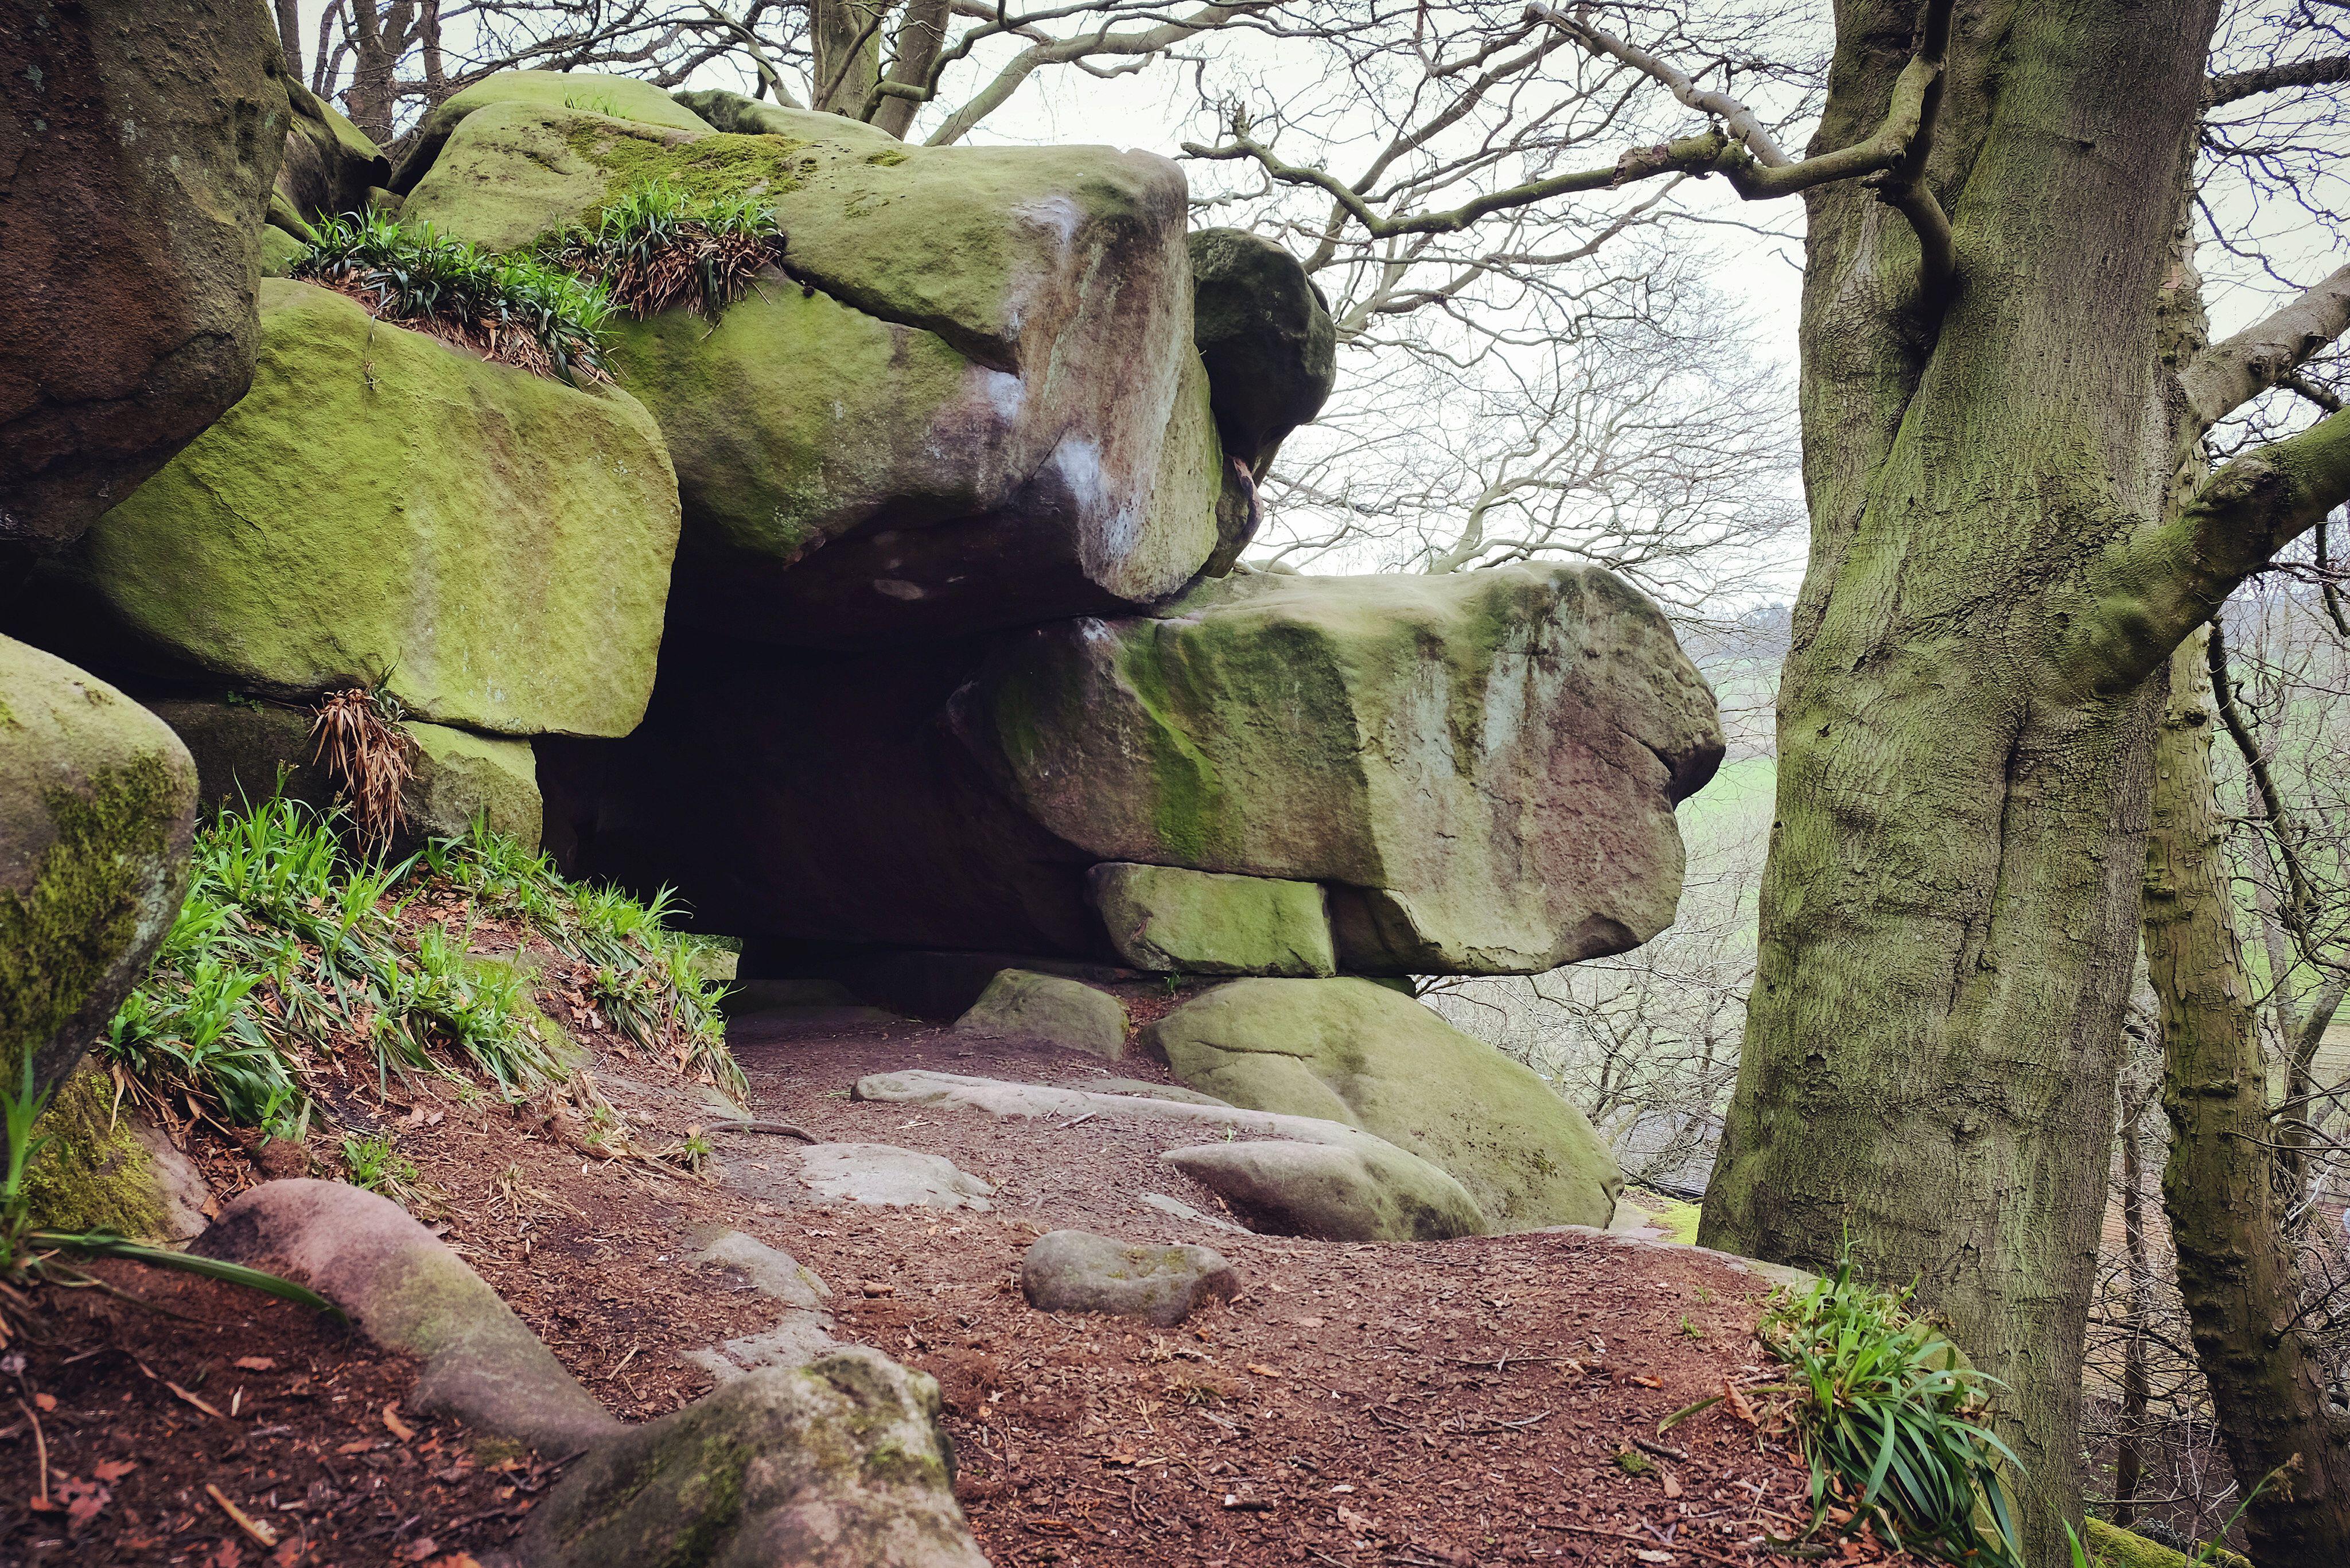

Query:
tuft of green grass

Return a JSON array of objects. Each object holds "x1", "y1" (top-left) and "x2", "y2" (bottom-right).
[
  {"x1": 295, "y1": 208, "x2": 613, "y2": 382},
  {"x1": 542, "y1": 178, "x2": 786, "y2": 321},
  {"x1": 1753, "y1": 1256, "x2": 2022, "y2": 1567},
  {"x1": 105, "y1": 796, "x2": 748, "y2": 1147},
  {"x1": 340, "y1": 1131, "x2": 418, "y2": 1197}
]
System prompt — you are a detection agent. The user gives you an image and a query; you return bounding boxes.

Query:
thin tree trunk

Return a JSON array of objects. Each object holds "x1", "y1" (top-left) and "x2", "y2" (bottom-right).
[
  {"x1": 872, "y1": 0, "x2": 950, "y2": 138},
  {"x1": 2115, "y1": 1077, "x2": 2156, "y2": 1529},
  {"x1": 2143, "y1": 627, "x2": 2350, "y2": 1566}
]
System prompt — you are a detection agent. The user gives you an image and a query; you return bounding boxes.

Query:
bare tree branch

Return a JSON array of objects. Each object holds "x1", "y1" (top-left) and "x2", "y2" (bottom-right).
[
  {"x1": 2208, "y1": 54, "x2": 2350, "y2": 107},
  {"x1": 2181, "y1": 262, "x2": 2350, "y2": 432}
]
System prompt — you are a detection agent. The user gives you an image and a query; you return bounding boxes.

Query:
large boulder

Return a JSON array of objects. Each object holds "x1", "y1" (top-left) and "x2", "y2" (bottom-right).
[
  {"x1": 1139, "y1": 978, "x2": 1623, "y2": 1230},
  {"x1": 1162, "y1": 1138, "x2": 1488, "y2": 1243},
  {"x1": 523, "y1": 1349, "x2": 985, "y2": 1568},
  {"x1": 388, "y1": 69, "x2": 713, "y2": 193},
  {"x1": 958, "y1": 564, "x2": 1723, "y2": 973},
  {"x1": 1187, "y1": 228, "x2": 1336, "y2": 472},
  {"x1": 400, "y1": 92, "x2": 1223, "y2": 645},
  {"x1": 543, "y1": 563, "x2": 1719, "y2": 975},
  {"x1": 0, "y1": 0, "x2": 287, "y2": 553},
  {"x1": 0, "y1": 637, "x2": 197, "y2": 1161},
  {"x1": 16, "y1": 281, "x2": 680, "y2": 737}
]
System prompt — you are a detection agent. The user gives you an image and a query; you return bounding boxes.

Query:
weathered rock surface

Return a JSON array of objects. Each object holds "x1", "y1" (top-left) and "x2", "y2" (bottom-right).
[
  {"x1": 402, "y1": 723, "x2": 542, "y2": 849},
  {"x1": 1021, "y1": 1229, "x2": 1238, "y2": 1325},
  {"x1": 276, "y1": 81, "x2": 388, "y2": 229},
  {"x1": 1, "y1": 637, "x2": 197, "y2": 1152},
  {"x1": 400, "y1": 92, "x2": 1223, "y2": 645},
  {"x1": 388, "y1": 69, "x2": 713, "y2": 194},
  {"x1": 139, "y1": 698, "x2": 542, "y2": 850},
  {"x1": 854, "y1": 1070, "x2": 1489, "y2": 1241},
  {"x1": 0, "y1": 0, "x2": 287, "y2": 551},
  {"x1": 24, "y1": 1066, "x2": 209, "y2": 1239},
  {"x1": 798, "y1": 1143, "x2": 995, "y2": 1210},
  {"x1": 1163, "y1": 1139, "x2": 1489, "y2": 1243},
  {"x1": 959, "y1": 563, "x2": 1723, "y2": 973},
  {"x1": 1088, "y1": 862, "x2": 1334, "y2": 976},
  {"x1": 21, "y1": 281, "x2": 680, "y2": 738},
  {"x1": 194, "y1": 1179, "x2": 618, "y2": 1452},
  {"x1": 1187, "y1": 228, "x2": 1336, "y2": 472},
  {"x1": 1141, "y1": 978, "x2": 1622, "y2": 1229},
  {"x1": 545, "y1": 562, "x2": 1717, "y2": 976},
  {"x1": 522, "y1": 1349, "x2": 985, "y2": 1568},
  {"x1": 954, "y1": 969, "x2": 1127, "y2": 1056}
]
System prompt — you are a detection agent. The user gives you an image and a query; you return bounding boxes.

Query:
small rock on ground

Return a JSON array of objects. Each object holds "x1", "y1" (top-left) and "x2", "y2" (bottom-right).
[{"x1": 1021, "y1": 1228, "x2": 1240, "y2": 1326}]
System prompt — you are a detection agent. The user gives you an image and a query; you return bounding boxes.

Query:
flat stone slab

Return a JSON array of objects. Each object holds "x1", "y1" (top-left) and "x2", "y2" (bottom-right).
[
  {"x1": 1140, "y1": 1191, "x2": 1252, "y2": 1235},
  {"x1": 797, "y1": 1143, "x2": 995, "y2": 1210},
  {"x1": 1087, "y1": 862, "x2": 1335, "y2": 976},
  {"x1": 683, "y1": 1313, "x2": 842, "y2": 1382},
  {"x1": 689, "y1": 1228, "x2": 830, "y2": 1309},
  {"x1": 1079, "y1": 1076, "x2": 1233, "y2": 1108},
  {"x1": 1021, "y1": 1229, "x2": 1239, "y2": 1326}
]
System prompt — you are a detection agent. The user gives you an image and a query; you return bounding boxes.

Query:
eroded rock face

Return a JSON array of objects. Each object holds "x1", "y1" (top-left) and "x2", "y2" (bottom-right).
[
  {"x1": 1187, "y1": 228, "x2": 1336, "y2": 473},
  {"x1": 0, "y1": 0, "x2": 287, "y2": 553},
  {"x1": 0, "y1": 638, "x2": 196, "y2": 1156},
  {"x1": 546, "y1": 563, "x2": 1718, "y2": 976},
  {"x1": 1140, "y1": 978, "x2": 1623, "y2": 1230},
  {"x1": 17, "y1": 281, "x2": 680, "y2": 738},
  {"x1": 1088, "y1": 862, "x2": 1334, "y2": 976},
  {"x1": 523, "y1": 1349, "x2": 985, "y2": 1568},
  {"x1": 275, "y1": 82, "x2": 390, "y2": 228},
  {"x1": 398, "y1": 91, "x2": 1221, "y2": 645},
  {"x1": 963, "y1": 564, "x2": 1722, "y2": 974}
]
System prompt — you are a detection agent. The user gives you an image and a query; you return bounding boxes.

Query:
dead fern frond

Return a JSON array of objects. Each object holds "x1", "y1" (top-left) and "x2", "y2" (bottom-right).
[
  {"x1": 310, "y1": 687, "x2": 414, "y2": 852},
  {"x1": 545, "y1": 180, "x2": 787, "y2": 322}
]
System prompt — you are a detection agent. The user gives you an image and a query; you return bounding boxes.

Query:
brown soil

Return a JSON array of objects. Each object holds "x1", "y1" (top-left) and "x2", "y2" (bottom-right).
[{"x1": 7, "y1": 1007, "x2": 1933, "y2": 1568}]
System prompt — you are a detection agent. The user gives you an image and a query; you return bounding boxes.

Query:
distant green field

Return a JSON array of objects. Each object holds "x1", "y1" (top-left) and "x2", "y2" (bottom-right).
[{"x1": 1679, "y1": 755, "x2": 1775, "y2": 854}]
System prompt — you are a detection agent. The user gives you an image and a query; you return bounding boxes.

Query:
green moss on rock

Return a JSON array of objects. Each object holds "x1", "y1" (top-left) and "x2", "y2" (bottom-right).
[
  {"x1": 21, "y1": 1067, "x2": 167, "y2": 1236},
  {"x1": 1140, "y1": 977, "x2": 1622, "y2": 1230},
  {"x1": 35, "y1": 282, "x2": 680, "y2": 738},
  {"x1": 0, "y1": 637, "x2": 197, "y2": 1135}
]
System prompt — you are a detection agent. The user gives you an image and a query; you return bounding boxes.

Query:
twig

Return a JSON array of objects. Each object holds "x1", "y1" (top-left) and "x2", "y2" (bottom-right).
[
  {"x1": 17, "y1": 1398, "x2": 46, "y2": 1508},
  {"x1": 208, "y1": 1483, "x2": 281, "y2": 1547},
  {"x1": 702, "y1": 1118, "x2": 816, "y2": 1142},
  {"x1": 1632, "y1": 1436, "x2": 1690, "y2": 1462},
  {"x1": 1538, "y1": 1520, "x2": 1757, "y2": 1568}
]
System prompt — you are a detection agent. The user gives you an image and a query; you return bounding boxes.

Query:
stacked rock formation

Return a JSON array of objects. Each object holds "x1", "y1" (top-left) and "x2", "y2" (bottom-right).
[{"x1": 2, "y1": 63, "x2": 1723, "y2": 1236}]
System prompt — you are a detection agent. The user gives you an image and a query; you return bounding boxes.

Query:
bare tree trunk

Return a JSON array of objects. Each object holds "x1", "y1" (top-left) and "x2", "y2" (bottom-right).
[
  {"x1": 872, "y1": 0, "x2": 950, "y2": 138},
  {"x1": 812, "y1": 0, "x2": 887, "y2": 116},
  {"x1": 2116, "y1": 1073, "x2": 2157, "y2": 1529},
  {"x1": 2143, "y1": 626, "x2": 2350, "y2": 1566},
  {"x1": 275, "y1": 0, "x2": 304, "y2": 84}
]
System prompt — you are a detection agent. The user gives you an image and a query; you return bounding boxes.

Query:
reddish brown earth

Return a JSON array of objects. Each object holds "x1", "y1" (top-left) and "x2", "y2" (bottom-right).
[{"x1": 5, "y1": 1007, "x2": 1932, "y2": 1567}]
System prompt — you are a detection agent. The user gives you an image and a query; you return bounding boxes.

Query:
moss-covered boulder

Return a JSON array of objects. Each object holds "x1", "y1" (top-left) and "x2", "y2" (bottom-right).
[
  {"x1": 953, "y1": 968, "x2": 1127, "y2": 1056},
  {"x1": 959, "y1": 563, "x2": 1723, "y2": 973},
  {"x1": 1162, "y1": 1137, "x2": 1488, "y2": 1242},
  {"x1": 1020, "y1": 1229, "x2": 1238, "y2": 1326},
  {"x1": 401, "y1": 724, "x2": 542, "y2": 849},
  {"x1": 0, "y1": 0, "x2": 287, "y2": 550},
  {"x1": 1, "y1": 637, "x2": 197, "y2": 1160},
  {"x1": 523, "y1": 1348, "x2": 986, "y2": 1568},
  {"x1": 388, "y1": 69, "x2": 713, "y2": 194},
  {"x1": 24, "y1": 281, "x2": 679, "y2": 737},
  {"x1": 1140, "y1": 978, "x2": 1620, "y2": 1229},
  {"x1": 22, "y1": 1065, "x2": 209, "y2": 1239},
  {"x1": 1088, "y1": 862, "x2": 1334, "y2": 976},
  {"x1": 400, "y1": 92, "x2": 1221, "y2": 645},
  {"x1": 1188, "y1": 228, "x2": 1336, "y2": 473}
]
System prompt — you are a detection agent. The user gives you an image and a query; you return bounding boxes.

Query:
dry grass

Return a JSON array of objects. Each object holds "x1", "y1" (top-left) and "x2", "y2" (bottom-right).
[{"x1": 309, "y1": 687, "x2": 413, "y2": 851}]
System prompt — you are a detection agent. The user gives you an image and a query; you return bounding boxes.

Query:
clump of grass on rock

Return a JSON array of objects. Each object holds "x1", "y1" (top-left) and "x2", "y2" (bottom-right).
[
  {"x1": 543, "y1": 178, "x2": 787, "y2": 320},
  {"x1": 295, "y1": 208, "x2": 613, "y2": 382}
]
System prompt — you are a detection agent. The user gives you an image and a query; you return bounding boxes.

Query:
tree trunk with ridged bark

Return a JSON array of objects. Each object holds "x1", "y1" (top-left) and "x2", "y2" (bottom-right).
[
  {"x1": 1699, "y1": 5, "x2": 2227, "y2": 1559},
  {"x1": 2143, "y1": 628, "x2": 2350, "y2": 1567}
]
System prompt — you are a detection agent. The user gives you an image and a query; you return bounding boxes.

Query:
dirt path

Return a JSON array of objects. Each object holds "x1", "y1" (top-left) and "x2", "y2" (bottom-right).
[{"x1": 7, "y1": 1008, "x2": 1927, "y2": 1567}]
